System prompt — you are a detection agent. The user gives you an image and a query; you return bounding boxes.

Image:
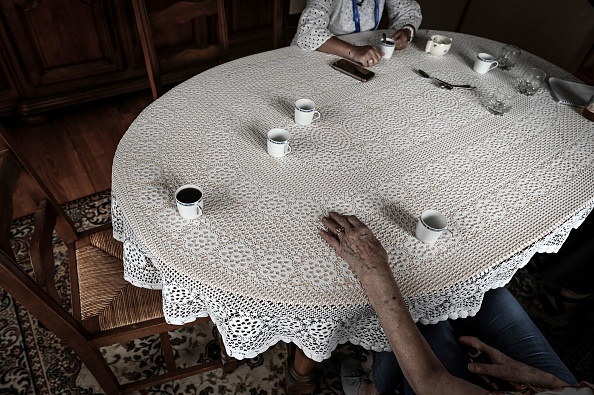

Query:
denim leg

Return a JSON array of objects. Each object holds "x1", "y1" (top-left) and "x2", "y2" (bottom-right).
[
  {"x1": 371, "y1": 350, "x2": 403, "y2": 394},
  {"x1": 372, "y1": 321, "x2": 479, "y2": 395},
  {"x1": 372, "y1": 288, "x2": 576, "y2": 394},
  {"x1": 459, "y1": 287, "x2": 577, "y2": 385}
]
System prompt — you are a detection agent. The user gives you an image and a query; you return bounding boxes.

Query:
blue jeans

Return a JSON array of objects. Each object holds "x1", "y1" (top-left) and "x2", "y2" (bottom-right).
[{"x1": 372, "y1": 287, "x2": 577, "y2": 394}]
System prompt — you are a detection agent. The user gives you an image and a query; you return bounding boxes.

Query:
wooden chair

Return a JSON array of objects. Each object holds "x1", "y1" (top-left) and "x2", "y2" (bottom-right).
[
  {"x1": 273, "y1": 0, "x2": 304, "y2": 49},
  {"x1": 0, "y1": 129, "x2": 236, "y2": 395},
  {"x1": 131, "y1": 0, "x2": 229, "y2": 100}
]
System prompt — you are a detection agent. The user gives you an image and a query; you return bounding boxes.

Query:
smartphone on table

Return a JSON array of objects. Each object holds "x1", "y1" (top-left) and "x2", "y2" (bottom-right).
[{"x1": 331, "y1": 59, "x2": 375, "y2": 82}]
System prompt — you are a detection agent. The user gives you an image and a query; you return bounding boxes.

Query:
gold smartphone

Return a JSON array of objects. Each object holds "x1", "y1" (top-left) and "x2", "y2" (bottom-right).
[{"x1": 331, "y1": 59, "x2": 375, "y2": 82}]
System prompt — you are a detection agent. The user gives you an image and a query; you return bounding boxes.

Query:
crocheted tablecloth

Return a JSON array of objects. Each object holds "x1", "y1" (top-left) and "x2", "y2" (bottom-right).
[{"x1": 112, "y1": 30, "x2": 594, "y2": 362}]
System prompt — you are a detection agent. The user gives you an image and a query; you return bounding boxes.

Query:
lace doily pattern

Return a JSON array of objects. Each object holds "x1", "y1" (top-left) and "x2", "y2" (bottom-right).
[{"x1": 111, "y1": 30, "x2": 594, "y2": 362}]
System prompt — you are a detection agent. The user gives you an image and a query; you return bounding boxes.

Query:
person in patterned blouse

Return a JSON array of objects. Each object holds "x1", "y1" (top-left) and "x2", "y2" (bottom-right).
[{"x1": 292, "y1": 0, "x2": 422, "y2": 67}]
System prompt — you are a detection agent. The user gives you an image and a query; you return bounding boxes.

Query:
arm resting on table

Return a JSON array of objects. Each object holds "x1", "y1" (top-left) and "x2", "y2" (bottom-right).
[{"x1": 319, "y1": 212, "x2": 486, "y2": 395}]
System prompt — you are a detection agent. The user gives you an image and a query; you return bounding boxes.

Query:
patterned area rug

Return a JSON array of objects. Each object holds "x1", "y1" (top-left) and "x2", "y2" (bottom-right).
[{"x1": 1, "y1": 191, "x2": 592, "y2": 394}]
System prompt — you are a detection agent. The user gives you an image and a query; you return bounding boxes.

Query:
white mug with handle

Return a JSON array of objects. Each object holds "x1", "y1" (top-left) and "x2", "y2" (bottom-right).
[
  {"x1": 415, "y1": 210, "x2": 451, "y2": 244},
  {"x1": 294, "y1": 99, "x2": 321, "y2": 126},
  {"x1": 425, "y1": 35, "x2": 453, "y2": 56},
  {"x1": 473, "y1": 53, "x2": 499, "y2": 74},
  {"x1": 267, "y1": 128, "x2": 292, "y2": 157}
]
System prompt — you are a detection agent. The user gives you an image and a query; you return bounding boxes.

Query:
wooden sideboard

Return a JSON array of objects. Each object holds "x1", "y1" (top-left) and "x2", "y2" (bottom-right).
[
  {"x1": 0, "y1": 0, "x2": 276, "y2": 122},
  {"x1": 1, "y1": 0, "x2": 592, "y2": 122}
]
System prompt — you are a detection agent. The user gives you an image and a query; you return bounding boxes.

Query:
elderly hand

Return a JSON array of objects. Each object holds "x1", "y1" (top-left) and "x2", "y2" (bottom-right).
[
  {"x1": 319, "y1": 212, "x2": 389, "y2": 278},
  {"x1": 349, "y1": 45, "x2": 383, "y2": 67},
  {"x1": 459, "y1": 336, "x2": 569, "y2": 390},
  {"x1": 392, "y1": 28, "x2": 411, "y2": 50}
]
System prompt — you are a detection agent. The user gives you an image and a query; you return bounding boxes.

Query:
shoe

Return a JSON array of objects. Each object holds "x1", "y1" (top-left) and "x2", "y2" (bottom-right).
[{"x1": 341, "y1": 357, "x2": 366, "y2": 395}]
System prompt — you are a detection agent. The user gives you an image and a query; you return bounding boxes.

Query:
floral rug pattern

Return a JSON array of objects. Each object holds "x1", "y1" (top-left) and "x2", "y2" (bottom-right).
[{"x1": 1, "y1": 191, "x2": 591, "y2": 394}]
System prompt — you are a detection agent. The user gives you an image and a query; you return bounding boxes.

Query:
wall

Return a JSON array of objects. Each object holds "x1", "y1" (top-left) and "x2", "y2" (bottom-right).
[{"x1": 417, "y1": 0, "x2": 594, "y2": 74}]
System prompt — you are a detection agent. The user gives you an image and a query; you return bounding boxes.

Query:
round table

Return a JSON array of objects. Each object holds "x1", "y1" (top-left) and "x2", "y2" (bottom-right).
[{"x1": 112, "y1": 30, "x2": 594, "y2": 367}]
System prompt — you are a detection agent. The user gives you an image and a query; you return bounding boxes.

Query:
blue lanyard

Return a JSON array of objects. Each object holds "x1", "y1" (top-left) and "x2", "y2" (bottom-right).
[{"x1": 352, "y1": 0, "x2": 380, "y2": 33}]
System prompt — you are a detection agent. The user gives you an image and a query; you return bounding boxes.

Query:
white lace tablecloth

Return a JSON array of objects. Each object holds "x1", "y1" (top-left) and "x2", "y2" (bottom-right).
[{"x1": 112, "y1": 30, "x2": 594, "y2": 362}]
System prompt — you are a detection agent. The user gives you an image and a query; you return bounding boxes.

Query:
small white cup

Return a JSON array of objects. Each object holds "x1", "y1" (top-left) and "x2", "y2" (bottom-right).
[
  {"x1": 294, "y1": 99, "x2": 321, "y2": 126},
  {"x1": 425, "y1": 35, "x2": 452, "y2": 56},
  {"x1": 473, "y1": 53, "x2": 499, "y2": 74},
  {"x1": 267, "y1": 128, "x2": 292, "y2": 157},
  {"x1": 175, "y1": 185, "x2": 203, "y2": 219},
  {"x1": 415, "y1": 210, "x2": 448, "y2": 244},
  {"x1": 380, "y1": 38, "x2": 396, "y2": 59}
]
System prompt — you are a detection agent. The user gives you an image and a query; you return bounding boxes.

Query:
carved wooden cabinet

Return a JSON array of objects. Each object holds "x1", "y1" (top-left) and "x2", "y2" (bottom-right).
[
  {"x1": 0, "y1": 0, "x2": 275, "y2": 122},
  {"x1": 0, "y1": 41, "x2": 19, "y2": 115},
  {"x1": 0, "y1": 0, "x2": 147, "y2": 121}
]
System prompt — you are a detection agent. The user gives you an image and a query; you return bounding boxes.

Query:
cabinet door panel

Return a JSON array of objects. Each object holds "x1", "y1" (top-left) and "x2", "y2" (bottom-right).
[
  {"x1": 0, "y1": 0, "x2": 124, "y2": 86},
  {"x1": 227, "y1": 0, "x2": 272, "y2": 34},
  {"x1": 0, "y1": 61, "x2": 18, "y2": 114}
]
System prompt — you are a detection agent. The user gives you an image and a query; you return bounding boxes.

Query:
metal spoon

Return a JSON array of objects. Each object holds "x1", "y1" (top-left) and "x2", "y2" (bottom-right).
[
  {"x1": 418, "y1": 69, "x2": 453, "y2": 89},
  {"x1": 418, "y1": 69, "x2": 475, "y2": 90}
]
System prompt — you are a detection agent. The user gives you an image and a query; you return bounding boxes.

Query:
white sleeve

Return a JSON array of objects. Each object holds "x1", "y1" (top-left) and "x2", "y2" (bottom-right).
[
  {"x1": 291, "y1": 0, "x2": 335, "y2": 51},
  {"x1": 385, "y1": 0, "x2": 422, "y2": 31}
]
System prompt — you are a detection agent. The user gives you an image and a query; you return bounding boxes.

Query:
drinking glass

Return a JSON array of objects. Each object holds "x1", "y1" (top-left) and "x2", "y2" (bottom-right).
[
  {"x1": 516, "y1": 67, "x2": 546, "y2": 96},
  {"x1": 487, "y1": 86, "x2": 517, "y2": 115},
  {"x1": 497, "y1": 45, "x2": 522, "y2": 70}
]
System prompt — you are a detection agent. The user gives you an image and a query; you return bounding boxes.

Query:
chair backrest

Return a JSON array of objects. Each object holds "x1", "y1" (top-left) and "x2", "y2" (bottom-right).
[
  {"x1": 0, "y1": 127, "x2": 236, "y2": 394},
  {"x1": 132, "y1": 0, "x2": 229, "y2": 99},
  {"x1": 273, "y1": 0, "x2": 305, "y2": 49},
  {"x1": 0, "y1": 141, "x2": 124, "y2": 393}
]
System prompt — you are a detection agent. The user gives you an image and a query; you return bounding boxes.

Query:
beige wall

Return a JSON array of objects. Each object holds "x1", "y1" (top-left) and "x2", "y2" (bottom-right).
[{"x1": 417, "y1": 0, "x2": 594, "y2": 74}]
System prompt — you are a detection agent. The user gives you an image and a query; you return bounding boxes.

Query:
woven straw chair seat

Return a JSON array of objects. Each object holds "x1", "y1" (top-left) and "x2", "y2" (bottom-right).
[{"x1": 76, "y1": 228, "x2": 163, "y2": 331}]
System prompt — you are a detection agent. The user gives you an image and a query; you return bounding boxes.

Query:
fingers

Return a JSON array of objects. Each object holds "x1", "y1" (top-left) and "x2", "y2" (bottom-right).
[
  {"x1": 458, "y1": 336, "x2": 494, "y2": 355},
  {"x1": 326, "y1": 212, "x2": 370, "y2": 237},
  {"x1": 319, "y1": 228, "x2": 340, "y2": 250},
  {"x1": 346, "y1": 214, "x2": 365, "y2": 228},
  {"x1": 321, "y1": 213, "x2": 347, "y2": 239},
  {"x1": 360, "y1": 46, "x2": 382, "y2": 66},
  {"x1": 468, "y1": 360, "x2": 512, "y2": 383},
  {"x1": 458, "y1": 336, "x2": 483, "y2": 348},
  {"x1": 392, "y1": 31, "x2": 409, "y2": 50},
  {"x1": 328, "y1": 211, "x2": 354, "y2": 228}
]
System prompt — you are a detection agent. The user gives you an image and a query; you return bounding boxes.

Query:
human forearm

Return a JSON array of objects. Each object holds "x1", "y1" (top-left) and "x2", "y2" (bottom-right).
[
  {"x1": 319, "y1": 212, "x2": 484, "y2": 394},
  {"x1": 357, "y1": 266, "x2": 485, "y2": 395},
  {"x1": 318, "y1": 37, "x2": 382, "y2": 66},
  {"x1": 317, "y1": 36, "x2": 357, "y2": 59}
]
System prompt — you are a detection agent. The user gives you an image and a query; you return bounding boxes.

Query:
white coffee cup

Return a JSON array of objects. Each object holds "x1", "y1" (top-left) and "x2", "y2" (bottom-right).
[
  {"x1": 175, "y1": 185, "x2": 203, "y2": 219},
  {"x1": 294, "y1": 99, "x2": 321, "y2": 125},
  {"x1": 425, "y1": 35, "x2": 452, "y2": 56},
  {"x1": 267, "y1": 128, "x2": 292, "y2": 157},
  {"x1": 380, "y1": 37, "x2": 396, "y2": 59},
  {"x1": 473, "y1": 53, "x2": 499, "y2": 74},
  {"x1": 415, "y1": 210, "x2": 448, "y2": 244}
]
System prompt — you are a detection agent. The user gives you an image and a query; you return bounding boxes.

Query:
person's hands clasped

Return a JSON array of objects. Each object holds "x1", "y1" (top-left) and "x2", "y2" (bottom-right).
[
  {"x1": 319, "y1": 212, "x2": 389, "y2": 278},
  {"x1": 459, "y1": 336, "x2": 569, "y2": 390},
  {"x1": 392, "y1": 28, "x2": 411, "y2": 50},
  {"x1": 350, "y1": 45, "x2": 383, "y2": 67}
]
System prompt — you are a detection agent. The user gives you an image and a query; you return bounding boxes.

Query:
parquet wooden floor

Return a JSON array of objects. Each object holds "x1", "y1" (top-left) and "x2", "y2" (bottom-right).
[{"x1": 1, "y1": 90, "x2": 153, "y2": 219}]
